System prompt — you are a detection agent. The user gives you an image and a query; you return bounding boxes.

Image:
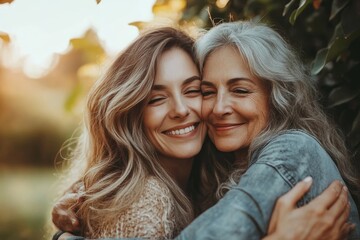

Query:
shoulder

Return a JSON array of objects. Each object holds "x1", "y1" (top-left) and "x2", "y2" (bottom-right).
[
  {"x1": 133, "y1": 176, "x2": 175, "y2": 214},
  {"x1": 140, "y1": 176, "x2": 176, "y2": 210},
  {"x1": 253, "y1": 130, "x2": 325, "y2": 164},
  {"x1": 266, "y1": 130, "x2": 321, "y2": 150},
  {"x1": 97, "y1": 177, "x2": 177, "y2": 239},
  {"x1": 250, "y1": 129, "x2": 338, "y2": 185}
]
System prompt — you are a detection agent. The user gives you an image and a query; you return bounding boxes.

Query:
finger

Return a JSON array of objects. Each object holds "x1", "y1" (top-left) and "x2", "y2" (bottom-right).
[
  {"x1": 337, "y1": 223, "x2": 355, "y2": 240},
  {"x1": 335, "y1": 202, "x2": 351, "y2": 228},
  {"x1": 267, "y1": 203, "x2": 279, "y2": 234},
  {"x1": 328, "y1": 186, "x2": 349, "y2": 220},
  {"x1": 308, "y1": 180, "x2": 343, "y2": 209},
  {"x1": 277, "y1": 176, "x2": 313, "y2": 208},
  {"x1": 267, "y1": 177, "x2": 312, "y2": 234}
]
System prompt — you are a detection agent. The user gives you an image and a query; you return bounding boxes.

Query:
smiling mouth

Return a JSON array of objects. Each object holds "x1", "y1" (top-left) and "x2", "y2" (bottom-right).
[
  {"x1": 213, "y1": 123, "x2": 244, "y2": 131},
  {"x1": 163, "y1": 123, "x2": 199, "y2": 136}
]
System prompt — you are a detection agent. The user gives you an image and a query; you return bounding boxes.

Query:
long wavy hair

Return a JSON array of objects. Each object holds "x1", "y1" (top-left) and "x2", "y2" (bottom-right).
[
  {"x1": 195, "y1": 21, "x2": 360, "y2": 201},
  {"x1": 62, "y1": 27, "x2": 226, "y2": 236}
]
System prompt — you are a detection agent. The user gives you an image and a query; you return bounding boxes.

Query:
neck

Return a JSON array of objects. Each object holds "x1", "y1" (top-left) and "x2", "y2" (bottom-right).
[
  {"x1": 158, "y1": 155, "x2": 194, "y2": 193},
  {"x1": 234, "y1": 148, "x2": 249, "y2": 167}
]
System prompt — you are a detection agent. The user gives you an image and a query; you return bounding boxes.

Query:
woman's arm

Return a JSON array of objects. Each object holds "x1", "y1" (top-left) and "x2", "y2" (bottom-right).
[
  {"x1": 52, "y1": 179, "x2": 353, "y2": 240},
  {"x1": 176, "y1": 132, "x2": 359, "y2": 239},
  {"x1": 53, "y1": 177, "x2": 177, "y2": 240},
  {"x1": 264, "y1": 178, "x2": 354, "y2": 240}
]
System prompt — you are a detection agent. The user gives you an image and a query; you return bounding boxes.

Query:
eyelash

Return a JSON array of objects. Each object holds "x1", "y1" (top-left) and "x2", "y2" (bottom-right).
[
  {"x1": 233, "y1": 88, "x2": 250, "y2": 94},
  {"x1": 186, "y1": 89, "x2": 201, "y2": 94},
  {"x1": 148, "y1": 97, "x2": 165, "y2": 105},
  {"x1": 201, "y1": 90, "x2": 215, "y2": 97}
]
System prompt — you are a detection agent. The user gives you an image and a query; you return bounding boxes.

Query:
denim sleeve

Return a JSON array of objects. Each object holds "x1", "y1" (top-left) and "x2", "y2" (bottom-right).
[
  {"x1": 176, "y1": 162, "x2": 292, "y2": 240},
  {"x1": 177, "y1": 130, "x2": 360, "y2": 240}
]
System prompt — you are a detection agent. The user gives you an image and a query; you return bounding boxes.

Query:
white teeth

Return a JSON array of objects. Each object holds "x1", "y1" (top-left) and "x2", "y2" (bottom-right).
[{"x1": 166, "y1": 125, "x2": 196, "y2": 136}]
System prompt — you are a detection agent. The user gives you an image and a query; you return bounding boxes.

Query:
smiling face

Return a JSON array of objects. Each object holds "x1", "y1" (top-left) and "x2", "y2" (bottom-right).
[
  {"x1": 143, "y1": 47, "x2": 206, "y2": 161},
  {"x1": 201, "y1": 46, "x2": 270, "y2": 156}
]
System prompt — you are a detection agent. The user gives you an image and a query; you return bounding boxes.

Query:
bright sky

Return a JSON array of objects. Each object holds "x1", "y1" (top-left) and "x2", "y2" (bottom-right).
[{"x1": 0, "y1": 0, "x2": 156, "y2": 77}]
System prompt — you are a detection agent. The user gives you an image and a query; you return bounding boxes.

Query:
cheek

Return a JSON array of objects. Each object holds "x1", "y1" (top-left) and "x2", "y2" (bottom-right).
[
  {"x1": 142, "y1": 107, "x2": 166, "y2": 134},
  {"x1": 252, "y1": 97, "x2": 270, "y2": 130}
]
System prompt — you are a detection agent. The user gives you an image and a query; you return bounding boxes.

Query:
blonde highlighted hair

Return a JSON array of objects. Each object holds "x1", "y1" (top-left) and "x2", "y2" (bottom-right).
[{"x1": 65, "y1": 27, "x2": 202, "y2": 235}]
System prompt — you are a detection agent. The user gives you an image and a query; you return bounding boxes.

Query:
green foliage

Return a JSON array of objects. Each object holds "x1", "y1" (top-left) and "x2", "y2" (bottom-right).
[{"x1": 178, "y1": 0, "x2": 360, "y2": 171}]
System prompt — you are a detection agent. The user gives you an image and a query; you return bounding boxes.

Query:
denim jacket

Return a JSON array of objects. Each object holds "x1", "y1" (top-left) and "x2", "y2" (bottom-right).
[{"x1": 176, "y1": 130, "x2": 360, "y2": 240}]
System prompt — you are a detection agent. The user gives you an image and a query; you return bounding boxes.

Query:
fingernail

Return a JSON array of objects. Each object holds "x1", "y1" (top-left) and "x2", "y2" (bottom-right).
[
  {"x1": 303, "y1": 176, "x2": 313, "y2": 183},
  {"x1": 71, "y1": 218, "x2": 77, "y2": 225},
  {"x1": 343, "y1": 186, "x2": 348, "y2": 192}
]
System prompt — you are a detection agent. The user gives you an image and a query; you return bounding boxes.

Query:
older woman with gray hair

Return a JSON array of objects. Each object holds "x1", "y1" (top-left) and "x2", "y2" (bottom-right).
[{"x1": 175, "y1": 20, "x2": 360, "y2": 239}]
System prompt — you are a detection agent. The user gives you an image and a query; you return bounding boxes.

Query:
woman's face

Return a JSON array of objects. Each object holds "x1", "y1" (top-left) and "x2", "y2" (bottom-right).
[
  {"x1": 201, "y1": 46, "x2": 269, "y2": 154},
  {"x1": 143, "y1": 47, "x2": 206, "y2": 160}
]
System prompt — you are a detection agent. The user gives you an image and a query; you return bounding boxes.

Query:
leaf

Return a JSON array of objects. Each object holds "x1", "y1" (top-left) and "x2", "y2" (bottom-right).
[
  {"x1": 289, "y1": 0, "x2": 312, "y2": 25},
  {"x1": 311, "y1": 48, "x2": 328, "y2": 75},
  {"x1": 64, "y1": 82, "x2": 83, "y2": 112},
  {"x1": 327, "y1": 85, "x2": 360, "y2": 108},
  {"x1": 152, "y1": 0, "x2": 186, "y2": 15},
  {"x1": 311, "y1": 23, "x2": 360, "y2": 74},
  {"x1": 283, "y1": 0, "x2": 298, "y2": 16},
  {"x1": 341, "y1": 2, "x2": 360, "y2": 36},
  {"x1": 129, "y1": 21, "x2": 149, "y2": 31},
  {"x1": 0, "y1": 31, "x2": 10, "y2": 43},
  {"x1": 330, "y1": 0, "x2": 349, "y2": 20}
]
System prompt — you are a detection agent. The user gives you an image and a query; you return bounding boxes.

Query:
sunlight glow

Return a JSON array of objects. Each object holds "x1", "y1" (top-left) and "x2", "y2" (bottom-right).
[
  {"x1": 0, "y1": 0, "x2": 155, "y2": 77},
  {"x1": 216, "y1": 0, "x2": 229, "y2": 9}
]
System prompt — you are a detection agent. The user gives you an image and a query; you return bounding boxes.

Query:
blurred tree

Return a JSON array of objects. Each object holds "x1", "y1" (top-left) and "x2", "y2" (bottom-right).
[
  {"x1": 153, "y1": 0, "x2": 360, "y2": 175},
  {"x1": 0, "y1": 0, "x2": 12, "y2": 4}
]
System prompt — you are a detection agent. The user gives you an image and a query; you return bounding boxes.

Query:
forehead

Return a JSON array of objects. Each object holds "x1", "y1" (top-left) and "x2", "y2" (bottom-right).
[
  {"x1": 154, "y1": 47, "x2": 199, "y2": 86},
  {"x1": 202, "y1": 46, "x2": 253, "y2": 83}
]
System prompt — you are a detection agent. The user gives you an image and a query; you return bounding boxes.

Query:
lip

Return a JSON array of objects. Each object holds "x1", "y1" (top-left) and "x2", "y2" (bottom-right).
[
  {"x1": 162, "y1": 122, "x2": 200, "y2": 137},
  {"x1": 211, "y1": 123, "x2": 244, "y2": 131}
]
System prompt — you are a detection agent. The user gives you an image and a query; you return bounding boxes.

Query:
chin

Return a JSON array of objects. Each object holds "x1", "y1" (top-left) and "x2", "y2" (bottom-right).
[{"x1": 214, "y1": 142, "x2": 239, "y2": 153}]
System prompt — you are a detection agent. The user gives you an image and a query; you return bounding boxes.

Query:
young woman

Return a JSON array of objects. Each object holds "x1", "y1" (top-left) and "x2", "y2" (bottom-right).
[
  {"x1": 51, "y1": 26, "x2": 354, "y2": 240},
  {"x1": 55, "y1": 27, "x2": 209, "y2": 239}
]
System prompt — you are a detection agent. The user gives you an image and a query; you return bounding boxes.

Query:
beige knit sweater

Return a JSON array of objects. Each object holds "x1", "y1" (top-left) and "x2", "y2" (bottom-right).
[{"x1": 87, "y1": 177, "x2": 188, "y2": 239}]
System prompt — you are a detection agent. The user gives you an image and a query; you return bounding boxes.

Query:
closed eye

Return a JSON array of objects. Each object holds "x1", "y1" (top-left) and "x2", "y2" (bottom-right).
[
  {"x1": 185, "y1": 89, "x2": 201, "y2": 96},
  {"x1": 148, "y1": 97, "x2": 165, "y2": 105},
  {"x1": 233, "y1": 88, "x2": 250, "y2": 94},
  {"x1": 201, "y1": 90, "x2": 216, "y2": 97}
]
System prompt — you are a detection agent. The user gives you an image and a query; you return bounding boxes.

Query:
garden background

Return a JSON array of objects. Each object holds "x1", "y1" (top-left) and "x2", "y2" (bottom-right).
[{"x1": 0, "y1": 0, "x2": 359, "y2": 239}]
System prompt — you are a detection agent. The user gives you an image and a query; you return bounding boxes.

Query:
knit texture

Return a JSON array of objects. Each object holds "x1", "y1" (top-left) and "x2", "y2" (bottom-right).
[{"x1": 87, "y1": 177, "x2": 185, "y2": 239}]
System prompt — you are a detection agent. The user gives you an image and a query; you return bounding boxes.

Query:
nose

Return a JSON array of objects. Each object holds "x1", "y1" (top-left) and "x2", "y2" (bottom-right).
[
  {"x1": 169, "y1": 95, "x2": 190, "y2": 119},
  {"x1": 212, "y1": 92, "x2": 233, "y2": 117}
]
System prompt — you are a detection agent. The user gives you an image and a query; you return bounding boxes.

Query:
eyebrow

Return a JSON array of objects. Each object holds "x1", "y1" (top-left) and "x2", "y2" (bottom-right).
[
  {"x1": 201, "y1": 77, "x2": 253, "y2": 87},
  {"x1": 152, "y1": 76, "x2": 201, "y2": 91}
]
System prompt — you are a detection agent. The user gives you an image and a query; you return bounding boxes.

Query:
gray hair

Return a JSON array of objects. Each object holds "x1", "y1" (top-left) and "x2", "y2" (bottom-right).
[{"x1": 195, "y1": 21, "x2": 359, "y2": 199}]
